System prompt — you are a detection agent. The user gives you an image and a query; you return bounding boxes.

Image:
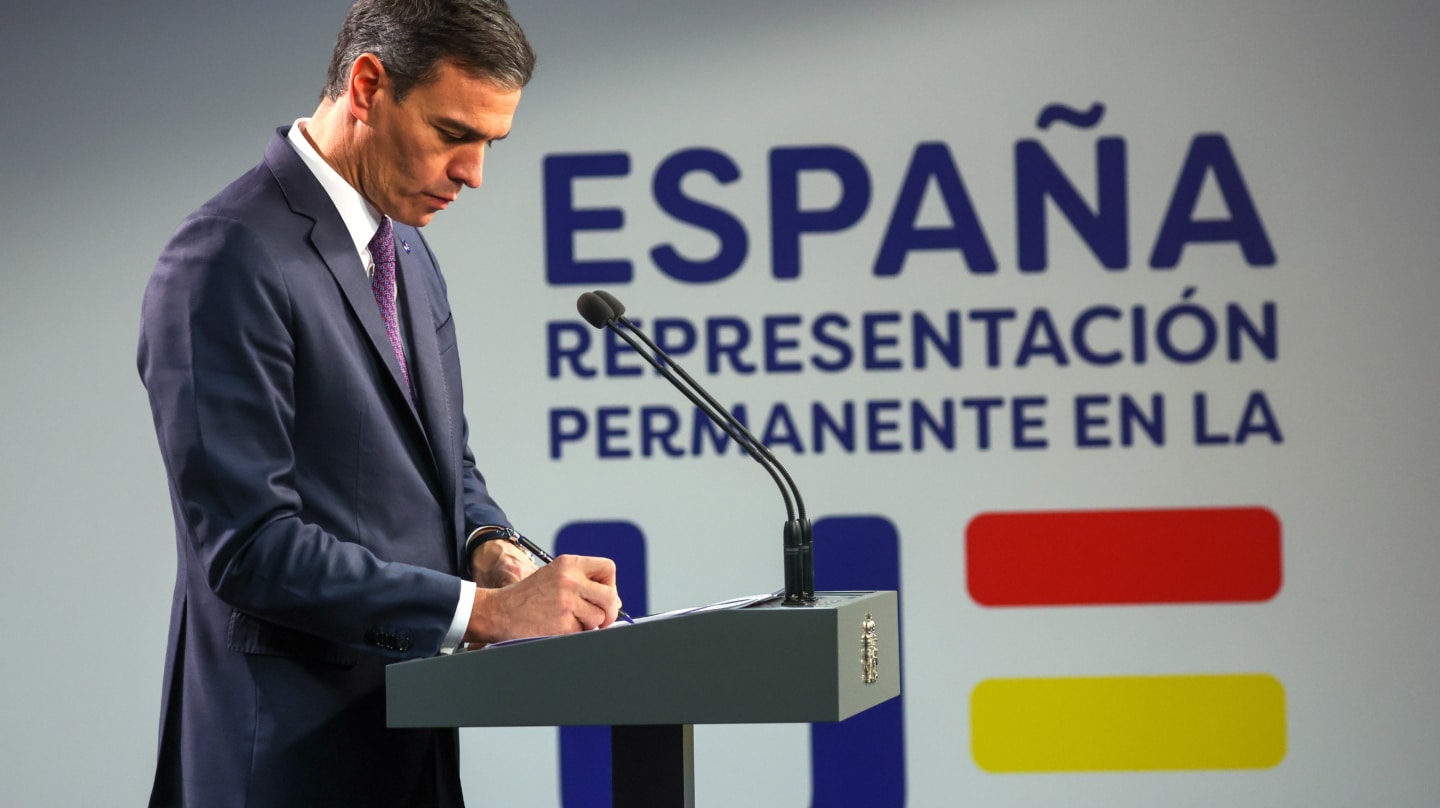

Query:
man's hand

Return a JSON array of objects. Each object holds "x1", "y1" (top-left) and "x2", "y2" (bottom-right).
[
  {"x1": 464, "y1": 554, "x2": 621, "y2": 645},
  {"x1": 471, "y1": 537, "x2": 540, "y2": 588}
]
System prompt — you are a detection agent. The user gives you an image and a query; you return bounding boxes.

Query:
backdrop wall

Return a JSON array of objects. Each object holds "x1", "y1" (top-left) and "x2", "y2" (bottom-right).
[{"x1": 2, "y1": 1, "x2": 1437, "y2": 805}]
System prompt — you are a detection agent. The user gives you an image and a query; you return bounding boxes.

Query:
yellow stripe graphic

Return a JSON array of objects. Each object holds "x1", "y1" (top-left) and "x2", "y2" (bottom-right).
[{"x1": 971, "y1": 674, "x2": 1286, "y2": 772}]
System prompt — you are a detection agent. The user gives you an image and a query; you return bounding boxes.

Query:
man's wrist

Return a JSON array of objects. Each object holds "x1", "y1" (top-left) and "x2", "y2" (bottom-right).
[
  {"x1": 463, "y1": 585, "x2": 501, "y2": 646},
  {"x1": 465, "y1": 525, "x2": 516, "y2": 576}
]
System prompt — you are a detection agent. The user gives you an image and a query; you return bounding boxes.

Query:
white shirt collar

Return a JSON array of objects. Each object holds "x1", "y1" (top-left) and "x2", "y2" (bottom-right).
[{"x1": 286, "y1": 118, "x2": 384, "y2": 264}]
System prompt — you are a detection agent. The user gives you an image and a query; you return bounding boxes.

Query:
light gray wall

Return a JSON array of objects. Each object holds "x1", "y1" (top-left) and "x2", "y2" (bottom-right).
[
  {"x1": 1, "y1": 3, "x2": 346, "y2": 804},
  {"x1": 3, "y1": 1, "x2": 1439, "y2": 805}
]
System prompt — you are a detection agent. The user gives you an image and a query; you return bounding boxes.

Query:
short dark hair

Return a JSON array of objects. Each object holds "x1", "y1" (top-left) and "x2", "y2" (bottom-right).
[{"x1": 323, "y1": 0, "x2": 535, "y2": 101}]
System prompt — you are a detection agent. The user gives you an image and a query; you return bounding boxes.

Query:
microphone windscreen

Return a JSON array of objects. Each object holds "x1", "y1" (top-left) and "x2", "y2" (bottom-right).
[
  {"x1": 576, "y1": 291, "x2": 615, "y2": 328},
  {"x1": 594, "y1": 289, "x2": 627, "y2": 318}
]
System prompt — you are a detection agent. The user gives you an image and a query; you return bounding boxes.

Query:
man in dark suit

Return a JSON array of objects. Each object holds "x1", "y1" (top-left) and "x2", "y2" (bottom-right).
[{"x1": 137, "y1": 2, "x2": 621, "y2": 805}]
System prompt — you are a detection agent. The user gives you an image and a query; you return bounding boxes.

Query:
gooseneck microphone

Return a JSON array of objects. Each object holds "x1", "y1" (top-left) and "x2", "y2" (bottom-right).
[
  {"x1": 575, "y1": 291, "x2": 817, "y2": 604},
  {"x1": 590, "y1": 290, "x2": 808, "y2": 522}
]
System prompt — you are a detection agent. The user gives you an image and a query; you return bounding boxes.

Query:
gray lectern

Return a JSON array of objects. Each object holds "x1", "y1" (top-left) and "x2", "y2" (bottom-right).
[{"x1": 387, "y1": 590, "x2": 899, "y2": 807}]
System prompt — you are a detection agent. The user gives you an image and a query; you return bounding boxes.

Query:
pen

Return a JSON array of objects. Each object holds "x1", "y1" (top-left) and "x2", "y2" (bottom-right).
[{"x1": 515, "y1": 533, "x2": 634, "y2": 625}]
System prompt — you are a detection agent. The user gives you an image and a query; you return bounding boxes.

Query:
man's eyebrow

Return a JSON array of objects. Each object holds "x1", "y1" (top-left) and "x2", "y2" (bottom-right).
[{"x1": 434, "y1": 117, "x2": 508, "y2": 143}]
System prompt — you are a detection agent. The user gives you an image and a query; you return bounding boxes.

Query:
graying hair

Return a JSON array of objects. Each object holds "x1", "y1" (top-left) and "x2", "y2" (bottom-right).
[{"x1": 323, "y1": 0, "x2": 535, "y2": 101}]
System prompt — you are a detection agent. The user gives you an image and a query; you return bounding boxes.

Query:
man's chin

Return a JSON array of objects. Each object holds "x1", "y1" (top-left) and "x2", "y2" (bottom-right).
[{"x1": 394, "y1": 209, "x2": 437, "y2": 228}]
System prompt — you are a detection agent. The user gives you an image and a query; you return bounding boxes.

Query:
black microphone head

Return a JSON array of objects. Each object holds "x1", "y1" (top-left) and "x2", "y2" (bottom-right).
[
  {"x1": 594, "y1": 289, "x2": 626, "y2": 319},
  {"x1": 576, "y1": 291, "x2": 615, "y2": 328}
]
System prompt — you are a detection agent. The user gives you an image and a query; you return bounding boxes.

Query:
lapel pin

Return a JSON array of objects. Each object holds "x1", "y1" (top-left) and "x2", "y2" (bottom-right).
[{"x1": 400, "y1": 238, "x2": 411, "y2": 254}]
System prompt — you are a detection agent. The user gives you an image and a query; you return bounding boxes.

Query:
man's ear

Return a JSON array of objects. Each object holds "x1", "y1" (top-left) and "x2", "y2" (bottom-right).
[{"x1": 347, "y1": 53, "x2": 387, "y2": 123}]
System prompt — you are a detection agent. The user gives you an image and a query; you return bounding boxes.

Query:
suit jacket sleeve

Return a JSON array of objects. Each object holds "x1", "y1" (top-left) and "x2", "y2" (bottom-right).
[
  {"x1": 461, "y1": 422, "x2": 511, "y2": 538},
  {"x1": 407, "y1": 229, "x2": 514, "y2": 541},
  {"x1": 139, "y1": 212, "x2": 459, "y2": 659}
]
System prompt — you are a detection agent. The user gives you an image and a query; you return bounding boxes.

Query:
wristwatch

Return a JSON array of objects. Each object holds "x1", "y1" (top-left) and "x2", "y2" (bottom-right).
[{"x1": 465, "y1": 526, "x2": 547, "y2": 569}]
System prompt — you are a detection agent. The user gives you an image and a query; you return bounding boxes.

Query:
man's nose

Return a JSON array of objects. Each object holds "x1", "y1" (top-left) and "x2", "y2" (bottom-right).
[{"x1": 451, "y1": 146, "x2": 485, "y2": 189}]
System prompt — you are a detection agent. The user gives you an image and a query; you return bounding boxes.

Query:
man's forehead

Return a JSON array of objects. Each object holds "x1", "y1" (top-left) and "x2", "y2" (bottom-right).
[
  {"x1": 410, "y1": 64, "x2": 520, "y2": 121},
  {"x1": 414, "y1": 60, "x2": 520, "y2": 98}
]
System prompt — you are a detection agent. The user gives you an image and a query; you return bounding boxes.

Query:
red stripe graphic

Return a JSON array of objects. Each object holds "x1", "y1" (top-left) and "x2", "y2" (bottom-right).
[{"x1": 966, "y1": 507, "x2": 1282, "y2": 606}]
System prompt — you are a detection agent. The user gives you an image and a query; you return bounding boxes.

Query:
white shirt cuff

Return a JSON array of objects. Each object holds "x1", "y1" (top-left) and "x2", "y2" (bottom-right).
[{"x1": 442, "y1": 579, "x2": 476, "y2": 654}]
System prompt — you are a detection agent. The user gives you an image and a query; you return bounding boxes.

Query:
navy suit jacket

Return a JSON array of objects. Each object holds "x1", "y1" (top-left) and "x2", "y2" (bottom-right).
[{"x1": 139, "y1": 129, "x2": 509, "y2": 807}]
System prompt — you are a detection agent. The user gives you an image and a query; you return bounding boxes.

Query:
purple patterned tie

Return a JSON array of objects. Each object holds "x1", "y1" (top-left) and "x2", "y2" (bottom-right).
[{"x1": 367, "y1": 217, "x2": 412, "y2": 398}]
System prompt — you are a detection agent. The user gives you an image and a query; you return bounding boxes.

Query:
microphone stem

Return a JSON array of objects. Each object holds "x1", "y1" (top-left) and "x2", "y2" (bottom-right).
[
  {"x1": 605, "y1": 322, "x2": 797, "y2": 522},
  {"x1": 617, "y1": 315, "x2": 808, "y2": 520}
]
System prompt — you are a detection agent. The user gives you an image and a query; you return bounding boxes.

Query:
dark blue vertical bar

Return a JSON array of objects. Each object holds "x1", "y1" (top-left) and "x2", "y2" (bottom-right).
[
  {"x1": 810, "y1": 515, "x2": 906, "y2": 808},
  {"x1": 555, "y1": 521, "x2": 649, "y2": 808}
]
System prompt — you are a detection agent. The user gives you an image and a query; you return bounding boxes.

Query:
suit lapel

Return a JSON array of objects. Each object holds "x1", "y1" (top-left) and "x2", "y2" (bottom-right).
[
  {"x1": 263, "y1": 130, "x2": 446, "y2": 498},
  {"x1": 395, "y1": 241, "x2": 458, "y2": 512},
  {"x1": 318, "y1": 226, "x2": 425, "y2": 425}
]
